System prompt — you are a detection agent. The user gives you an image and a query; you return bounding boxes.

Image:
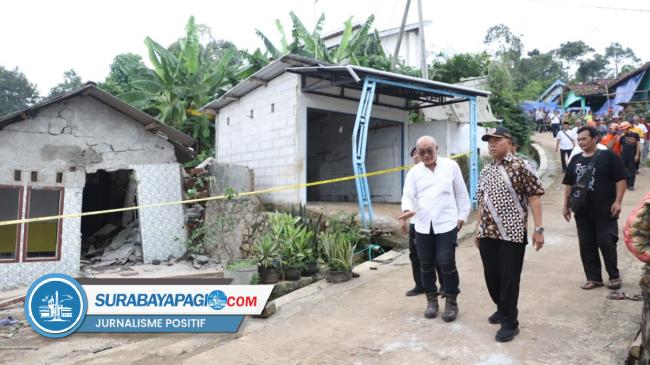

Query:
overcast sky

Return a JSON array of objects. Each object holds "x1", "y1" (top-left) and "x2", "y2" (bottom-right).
[{"x1": 1, "y1": 0, "x2": 648, "y2": 94}]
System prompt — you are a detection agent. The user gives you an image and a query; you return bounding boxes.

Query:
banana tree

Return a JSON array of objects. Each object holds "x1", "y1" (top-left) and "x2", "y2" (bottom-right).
[{"x1": 118, "y1": 16, "x2": 238, "y2": 151}]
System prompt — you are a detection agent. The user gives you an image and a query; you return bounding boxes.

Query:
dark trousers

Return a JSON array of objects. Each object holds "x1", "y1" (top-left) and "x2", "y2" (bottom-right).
[
  {"x1": 408, "y1": 224, "x2": 422, "y2": 290},
  {"x1": 622, "y1": 154, "x2": 636, "y2": 188},
  {"x1": 575, "y1": 216, "x2": 620, "y2": 282},
  {"x1": 560, "y1": 149, "x2": 572, "y2": 172},
  {"x1": 409, "y1": 224, "x2": 442, "y2": 290},
  {"x1": 414, "y1": 225, "x2": 459, "y2": 296},
  {"x1": 479, "y1": 238, "x2": 525, "y2": 327},
  {"x1": 551, "y1": 124, "x2": 560, "y2": 137}
]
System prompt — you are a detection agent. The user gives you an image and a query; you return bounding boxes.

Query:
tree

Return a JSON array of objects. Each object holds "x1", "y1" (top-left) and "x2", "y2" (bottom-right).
[
  {"x1": 487, "y1": 62, "x2": 532, "y2": 149},
  {"x1": 575, "y1": 54, "x2": 608, "y2": 82},
  {"x1": 604, "y1": 42, "x2": 640, "y2": 77},
  {"x1": 257, "y1": 12, "x2": 391, "y2": 68},
  {"x1": 513, "y1": 50, "x2": 564, "y2": 100},
  {"x1": 119, "y1": 16, "x2": 240, "y2": 151},
  {"x1": 0, "y1": 66, "x2": 40, "y2": 117},
  {"x1": 429, "y1": 52, "x2": 490, "y2": 84},
  {"x1": 483, "y1": 24, "x2": 523, "y2": 70},
  {"x1": 48, "y1": 69, "x2": 82, "y2": 98},
  {"x1": 555, "y1": 41, "x2": 594, "y2": 74},
  {"x1": 99, "y1": 53, "x2": 149, "y2": 96}
]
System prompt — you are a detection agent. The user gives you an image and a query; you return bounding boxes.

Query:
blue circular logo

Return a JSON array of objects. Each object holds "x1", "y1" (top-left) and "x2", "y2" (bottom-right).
[
  {"x1": 206, "y1": 290, "x2": 228, "y2": 310},
  {"x1": 25, "y1": 274, "x2": 87, "y2": 338}
]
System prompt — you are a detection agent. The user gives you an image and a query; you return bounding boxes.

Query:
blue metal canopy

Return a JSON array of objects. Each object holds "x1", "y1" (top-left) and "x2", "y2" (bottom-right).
[{"x1": 287, "y1": 65, "x2": 489, "y2": 227}]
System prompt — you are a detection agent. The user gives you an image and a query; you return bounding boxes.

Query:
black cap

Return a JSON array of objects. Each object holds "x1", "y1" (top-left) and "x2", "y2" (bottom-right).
[{"x1": 481, "y1": 127, "x2": 513, "y2": 141}]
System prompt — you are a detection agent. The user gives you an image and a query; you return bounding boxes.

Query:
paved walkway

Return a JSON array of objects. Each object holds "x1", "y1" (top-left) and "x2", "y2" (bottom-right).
[
  {"x1": 4, "y1": 132, "x2": 647, "y2": 365},
  {"x1": 182, "y1": 132, "x2": 648, "y2": 365}
]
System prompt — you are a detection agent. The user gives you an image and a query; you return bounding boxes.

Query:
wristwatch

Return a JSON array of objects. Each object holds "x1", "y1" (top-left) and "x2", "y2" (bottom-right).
[{"x1": 534, "y1": 227, "x2": 545, "y2": 233}]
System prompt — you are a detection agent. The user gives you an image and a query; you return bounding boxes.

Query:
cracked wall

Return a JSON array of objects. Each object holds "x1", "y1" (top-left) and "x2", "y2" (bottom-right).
[{"x1": 0, "y1": 95, "x2": 186, "y2": 287}]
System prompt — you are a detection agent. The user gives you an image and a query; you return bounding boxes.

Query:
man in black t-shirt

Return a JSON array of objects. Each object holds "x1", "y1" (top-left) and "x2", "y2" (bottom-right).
[
  {"x1": 618, "y1": 121, "x2": 641, "y2": 191},
  {"x1": 562, "y1": 126, "x2": 628, "y2": 291}
]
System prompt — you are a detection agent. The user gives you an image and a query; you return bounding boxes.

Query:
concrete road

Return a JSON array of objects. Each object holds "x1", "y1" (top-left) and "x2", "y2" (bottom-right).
[
  {"x1": 181, "y1": 132, "x2": 647, "y2": 365},
  {"x1": 3, "y1": 132, "x2": 646, "y2": 365}
]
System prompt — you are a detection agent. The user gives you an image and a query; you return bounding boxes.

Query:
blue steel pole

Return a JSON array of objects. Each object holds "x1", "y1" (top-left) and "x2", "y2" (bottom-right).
[
  {"x1": 469, "y1": 96, "x2": 478, "y2": 208},
  {"x1": 351, "y1": 78, "x2": 377, "y2": 227}
]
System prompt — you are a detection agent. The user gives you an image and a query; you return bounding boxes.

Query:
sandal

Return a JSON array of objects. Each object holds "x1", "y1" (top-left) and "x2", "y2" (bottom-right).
[
  {"x1": 581, "y1": 281, "x2": 604, "y2": 290},
  {"x1": 607, "y1": 278, "x2": 622, "y2": 290}
]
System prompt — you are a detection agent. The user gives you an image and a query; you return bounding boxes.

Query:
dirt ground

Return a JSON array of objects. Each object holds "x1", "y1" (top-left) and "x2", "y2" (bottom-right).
[{"x1": 1, "y1": 132, "x2": 648, "y2": 365}]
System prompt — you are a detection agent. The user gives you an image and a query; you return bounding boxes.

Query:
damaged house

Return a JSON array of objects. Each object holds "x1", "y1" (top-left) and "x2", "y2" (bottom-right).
[{"x1": 0, "y1": 83, "x2": 193, "y2": 288}]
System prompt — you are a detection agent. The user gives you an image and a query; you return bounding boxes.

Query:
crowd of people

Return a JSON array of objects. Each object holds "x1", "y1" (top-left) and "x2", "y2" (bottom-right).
[{"x1": 396, "y1": 113, "x2": 646, "y2": 343}]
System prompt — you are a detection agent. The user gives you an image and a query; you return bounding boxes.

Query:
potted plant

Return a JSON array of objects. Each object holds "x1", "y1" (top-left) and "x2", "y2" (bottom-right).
[
  {"x1": 224, "y1": 258, "x2": 258, "y2": 285},
  {"x1": 253, "y1": 235, "x2": 281, "y2": 284},
  {"x1": 320, "y1": 231, "x2": 356, "y2": 283},
  {"x1": 280, "y1": 227, "x2": 310, "y2": 281}
]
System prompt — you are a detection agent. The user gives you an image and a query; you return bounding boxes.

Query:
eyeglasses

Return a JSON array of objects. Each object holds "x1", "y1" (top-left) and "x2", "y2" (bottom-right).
[{"x1": 417, "y1": 148, "x2": 434, "y2": 157}]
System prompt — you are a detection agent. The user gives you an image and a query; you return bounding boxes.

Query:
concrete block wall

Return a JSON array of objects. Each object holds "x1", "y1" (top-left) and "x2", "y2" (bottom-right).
[{"x1": 216, "y1": 72, "x2": 301, "y2": 205}]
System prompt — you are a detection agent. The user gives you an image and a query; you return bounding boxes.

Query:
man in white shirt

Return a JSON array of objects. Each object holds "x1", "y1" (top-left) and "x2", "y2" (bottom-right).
[
  {"x1": 555, "y1": 122, "x2": 576, "y2": 172},
  {"x1": 550, "y1": 110, "x2": 561, "y2": 137},
  {"x1": 398, "y1": 136, "x2": 470, "y2": 322}
]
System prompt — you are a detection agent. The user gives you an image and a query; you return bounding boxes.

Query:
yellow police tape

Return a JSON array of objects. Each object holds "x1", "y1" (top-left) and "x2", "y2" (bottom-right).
[{"x1": 0, "y1": 153, "x2": 469, "y2": 227}]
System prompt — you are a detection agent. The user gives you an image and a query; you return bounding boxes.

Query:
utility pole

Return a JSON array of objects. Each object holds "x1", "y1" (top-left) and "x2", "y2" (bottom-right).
[
  {"x1": 416, "y1": 0, "x2": 428, "y2": 79},
  {"x1": 391, "y1": 0, "x2": 411, "y2": 70}
]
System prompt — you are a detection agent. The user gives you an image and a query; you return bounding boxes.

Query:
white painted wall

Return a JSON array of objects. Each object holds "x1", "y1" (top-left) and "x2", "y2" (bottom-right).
[{"x1": 216, "y1": 72, "x2": 410, "y2": 205}]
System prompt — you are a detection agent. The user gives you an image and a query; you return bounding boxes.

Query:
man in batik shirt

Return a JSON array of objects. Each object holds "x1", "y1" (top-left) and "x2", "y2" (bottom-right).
[{"x1": 475, "y1": 127, "x2": 545, "y2": 342}]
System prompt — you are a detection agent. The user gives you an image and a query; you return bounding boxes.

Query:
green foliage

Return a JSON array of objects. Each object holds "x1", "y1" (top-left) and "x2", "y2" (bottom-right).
[
  {"x1": 488, "y1": 62, "x2": 532, "y2": 148},
  {"x1": 99, "y1": 53, "x2": 149, "y2": 96},
  {"x1": 0, "y1": 66, "x2": 40, "y2": 116},
  {"x1": 576, "y1": 54, "x2": 608, "y2": 82},
  {"x1": 114, "y1": 16, "x2": 250, "y2": 154},
  {"x1": 48, "y1": 69, "x2": 82, "y2": 98},
  {"x1": 604, "y1": 42, "x2": 640, "y2": 77},
  {"x1": 320, "y1": 230, "x2": 356, "y2": 272},
  {"x1": 430, "y1": 52, "x2": 490, "y2": 83},
  {"x1": 253, "y1": 235, "x2": 280, "y2": 269},
  {"x1": 264, "y1": 211, "x2": 317, "y2": 268},
  {"x1": 483, "y1": 24, "x2": 522, "y2": 69}
]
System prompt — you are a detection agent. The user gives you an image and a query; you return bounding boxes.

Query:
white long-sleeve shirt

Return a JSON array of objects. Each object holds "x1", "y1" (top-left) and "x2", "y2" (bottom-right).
[{"x1": 401, "y1": 157, "x2": 471, "y2": 234}]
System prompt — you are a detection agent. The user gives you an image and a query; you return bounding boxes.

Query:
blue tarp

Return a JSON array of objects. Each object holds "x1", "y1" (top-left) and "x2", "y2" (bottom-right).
[
  {"x1": 520, "y1": 101, "x2": 558, "y2": 113},
  {"x1": 596, "y1": 70, "x2": 646, "y2": 115}
]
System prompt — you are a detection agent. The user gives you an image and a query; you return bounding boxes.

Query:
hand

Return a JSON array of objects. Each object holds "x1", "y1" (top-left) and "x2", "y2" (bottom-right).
[
  {"x1": 563, "y1": 206, "x2": 571, "y2": 222},
  {"x1": 555, "y1": 147, "x2": 558, "y2": 152},
  {"x1": 532, "y1": 232, "x2": 544, "y2": 251},
  {"x1": 397, "y1": 210, "x2": 416, "y2": 221},
  {"x1": 399, "y1": 219, "x2": 408, "y2": 234},
  {"x1": 635, "y1": 155, "x2": 640, "y2": 163},
  {"x1": 457, "y1": 219, "x2": 465, "y2": 230},
  {"x1": 611, "y1": 201, "x2": 622, "y2": 218},
  {"x1": 474, "y1": 236, "x2": 480, "y2": 249}
]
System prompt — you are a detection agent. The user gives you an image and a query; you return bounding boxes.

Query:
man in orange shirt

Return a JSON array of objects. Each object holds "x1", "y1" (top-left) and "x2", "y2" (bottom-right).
[{"x1": 600, "y1": 123, "x2": 622, "y2": 156}]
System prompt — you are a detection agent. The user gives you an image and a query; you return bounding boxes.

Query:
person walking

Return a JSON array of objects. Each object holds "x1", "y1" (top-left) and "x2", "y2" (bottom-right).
[
  {"x1": 555, "y1": 121, "x2": 576, "y2": 172},
  {"x1": 475, "y1": 127, "x2": 545, "y2": 342},
  {"x1": 563, "y1": 126, "x2": 627, "y2": 291},
  {"x1": 618, "y1": 122, "x2": 641, "y2": 190},
  {"x1": 399, "y1": 136, "x2": 470, "y2": 322},
  {"x1": 550, "y1": 110, "x2": 561, "y2": 137}
]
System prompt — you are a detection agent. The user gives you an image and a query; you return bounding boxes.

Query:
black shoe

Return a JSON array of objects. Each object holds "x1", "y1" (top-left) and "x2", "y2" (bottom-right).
[
  {"x1": 629, "y1": 186, "x2": 635, "y2": 191},
  {"x1": 441, "y1": 295, "x2": 458, "y2": 322},
  {"x1": 405, "y1": 287, "x2": 425, "y2": 296},
  {"x1": 424, "y1": 293, "x2": 439, "y2": 318},
  {"x1": 496, "y1": 325, "x2": 519, "y2": 342},
  {"x1": 488, "y1": 311, "x2": 503, "y2": 324}
]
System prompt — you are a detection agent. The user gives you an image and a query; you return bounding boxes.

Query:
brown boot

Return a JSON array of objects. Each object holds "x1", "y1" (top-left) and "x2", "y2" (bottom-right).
[
  {"x1": 441, "y1": 295, "x2": 458, "y2": 322},
  {"x1": 424, "y1": 293, "x2": 439, "y2": 318}
]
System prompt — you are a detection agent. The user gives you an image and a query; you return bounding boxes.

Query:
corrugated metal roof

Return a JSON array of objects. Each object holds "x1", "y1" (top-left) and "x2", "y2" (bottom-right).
[
  {"x1": 200, "y1": 54, "x2": 324, "y2": 112},
  {"x1": 287, "y1": 65, "x2": 491, "y2": 97},
  {"x1": 0, "y1": 83, "x2": 196, "y2": 159},
  {"x1": 201, "y1": 56, "x2": 490, "y2": 113}
]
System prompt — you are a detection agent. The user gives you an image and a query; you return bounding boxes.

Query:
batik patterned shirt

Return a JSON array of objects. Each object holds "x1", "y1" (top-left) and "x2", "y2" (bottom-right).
[{"x1": 476, "y1": 153, "x2": 545, "y2": 243}]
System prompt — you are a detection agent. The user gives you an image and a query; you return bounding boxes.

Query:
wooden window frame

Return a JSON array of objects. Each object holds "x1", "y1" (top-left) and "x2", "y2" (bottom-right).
[
  {"x1": 0, "y1": 185, "x2": 23, "y2": 263},
  {"x1": 22, "y1": 187, "x2": 64, "y2": 262}
]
